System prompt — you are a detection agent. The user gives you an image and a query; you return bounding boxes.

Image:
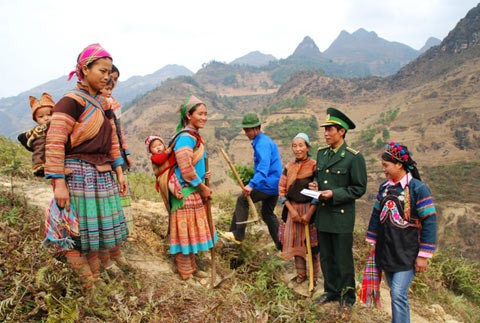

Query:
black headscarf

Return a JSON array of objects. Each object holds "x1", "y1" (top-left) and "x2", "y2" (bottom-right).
[{"x1": 382, "y1": 142, "x2": 421, "y2": 181}]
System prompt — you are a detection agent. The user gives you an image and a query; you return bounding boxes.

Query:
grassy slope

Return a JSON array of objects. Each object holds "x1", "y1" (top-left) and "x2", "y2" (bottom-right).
[{"x1": 1, "y1": 136, "x2": 479, "y2": 322}]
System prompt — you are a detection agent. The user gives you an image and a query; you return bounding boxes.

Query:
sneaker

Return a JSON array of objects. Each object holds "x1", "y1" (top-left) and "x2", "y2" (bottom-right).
[{"x1": 218, "y1": 231, "x2": 241, "y2": 244}]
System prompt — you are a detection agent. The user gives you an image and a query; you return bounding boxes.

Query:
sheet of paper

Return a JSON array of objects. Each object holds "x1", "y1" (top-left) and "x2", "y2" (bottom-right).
[{"x1": 300, "y1": 188, "x2": 321, "y2": 199}]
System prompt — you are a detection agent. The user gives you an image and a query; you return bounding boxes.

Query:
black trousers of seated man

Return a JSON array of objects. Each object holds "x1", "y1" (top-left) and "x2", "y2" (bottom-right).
[{"x1": 229, "y1": 189, "x2": 281, "y2": 249}]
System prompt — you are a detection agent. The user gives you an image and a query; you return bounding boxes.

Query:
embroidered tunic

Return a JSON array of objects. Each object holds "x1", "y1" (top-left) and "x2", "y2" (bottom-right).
[
  {"x1": 45, "y1": 87, "x2": 122, "y2": 178},
  {"x1": 366, "y1": 174, "x2": 437, "y2": 272}
]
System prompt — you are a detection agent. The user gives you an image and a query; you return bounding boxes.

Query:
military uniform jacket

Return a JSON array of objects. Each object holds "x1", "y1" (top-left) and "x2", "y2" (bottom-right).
[{"x1": 315, "y1": 141, "x2": 367, "y2": 233}]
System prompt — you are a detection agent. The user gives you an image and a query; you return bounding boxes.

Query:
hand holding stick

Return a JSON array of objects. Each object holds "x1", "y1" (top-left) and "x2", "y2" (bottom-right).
[{"x1": 220, "y1": 148, "x2": 259, "y2": 224}]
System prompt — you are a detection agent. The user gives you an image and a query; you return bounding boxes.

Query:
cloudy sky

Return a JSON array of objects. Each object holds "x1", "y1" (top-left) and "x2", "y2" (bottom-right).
[{"x1": 0, "y1": 0, "x2": 478, "y2": 98}]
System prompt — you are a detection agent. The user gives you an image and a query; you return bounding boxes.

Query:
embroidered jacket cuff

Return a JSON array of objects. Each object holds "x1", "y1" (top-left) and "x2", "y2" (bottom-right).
[
  {"x1": 418, "y1": 243, "x2": 436, "y2": 258},
  {"x1": 112, "y1": 157, "x2": 124, "y2": 169},
  {"x1": 45, "y1": 173, "x2": 65, "y2": 179},
  {"x1": 189, "y1": 176, "x2": 202, "y2": 187}
]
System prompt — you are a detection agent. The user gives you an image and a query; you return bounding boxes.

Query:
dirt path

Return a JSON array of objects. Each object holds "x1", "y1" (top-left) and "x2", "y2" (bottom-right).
[{"x1": 0, "y1": 175, "x2": 462, "y2": 322}]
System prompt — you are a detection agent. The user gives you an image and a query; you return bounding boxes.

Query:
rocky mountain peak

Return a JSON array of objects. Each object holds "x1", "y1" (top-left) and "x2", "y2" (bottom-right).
[
  {"x1": 290, "y1": 36, "x2": 323, "y2": 58},
  {"x1": 440, "y1": 3, "x2": 480, "y2": 54}
]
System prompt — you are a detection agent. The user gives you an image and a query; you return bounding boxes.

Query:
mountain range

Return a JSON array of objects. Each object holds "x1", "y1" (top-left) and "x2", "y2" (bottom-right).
[
  {"x1": 0, "y1": 28, "x2": 439, "y2": 138},
  {"x1": 115, "y1": 3, "x2": 480, "y2": 260}
]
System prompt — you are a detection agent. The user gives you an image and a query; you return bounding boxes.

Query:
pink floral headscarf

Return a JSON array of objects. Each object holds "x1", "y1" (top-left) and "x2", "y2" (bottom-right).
[{"x1": 68, "y1": 43, "x2": 112, "y2": 81}]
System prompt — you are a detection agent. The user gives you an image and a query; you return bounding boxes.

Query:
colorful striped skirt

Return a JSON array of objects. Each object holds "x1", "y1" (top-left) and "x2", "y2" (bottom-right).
[
  {"x1": 65, "y1": 159, "x2": 128, "y2": 252},
  {"x1": 169, "y1": 191, "x2": 217, "y2": 255},
  {"x1": 281, "y1": 201, "x2": 318, "y2": 260}
]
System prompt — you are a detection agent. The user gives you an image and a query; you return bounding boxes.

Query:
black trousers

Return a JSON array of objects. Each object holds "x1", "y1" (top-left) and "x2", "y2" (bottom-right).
[
  {"x1": 317, "y1": 231, "x2": 356, "y2": 305},
  {"x1": 229, "y1": 189, "x2": 280, "y2": 248}
]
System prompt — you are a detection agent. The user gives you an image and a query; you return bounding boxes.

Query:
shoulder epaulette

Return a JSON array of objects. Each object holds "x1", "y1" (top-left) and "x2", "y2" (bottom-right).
[
  {"x1": 346, "y1": 146, "x2": 359, "y2": 155},
  {"x1": 317, "y1": 145, "x2": 330, "y2": 152}
]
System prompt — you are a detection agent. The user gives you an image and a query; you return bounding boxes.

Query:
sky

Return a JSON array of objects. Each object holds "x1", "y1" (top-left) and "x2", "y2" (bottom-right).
[{"x1": 0, "y1": 0, "x2": 478, "y2": 98}]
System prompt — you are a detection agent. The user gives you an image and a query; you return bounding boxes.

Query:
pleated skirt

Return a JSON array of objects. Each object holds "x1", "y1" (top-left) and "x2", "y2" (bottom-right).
[
  {"x1": 169, "y1": 191, "x2": 217, "y2": 255},
  {"x1": 66, "y1": 159, "x2": 128, "y2": 252}
]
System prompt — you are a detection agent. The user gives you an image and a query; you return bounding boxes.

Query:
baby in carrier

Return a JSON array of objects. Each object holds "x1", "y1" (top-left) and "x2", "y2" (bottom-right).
[
  {"x1": 145, "y1": 135, "x2": 183, "y2": 200},
  {"x1": 17, "y1": 93, "x2": 55, "y2": 177}
]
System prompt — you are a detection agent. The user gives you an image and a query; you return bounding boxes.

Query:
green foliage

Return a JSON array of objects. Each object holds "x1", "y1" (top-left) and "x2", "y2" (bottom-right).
[
  {"x1": 435, "y1": 253, "x2": 480, "y2": 303},
  {"x1": 352, "y1": 108, "x2": 398, "y2": 153},
  {"x1": 2, "y1": 206, "x2": 20, "y2": 225},
  {"x1": 423, "y1": 162, "x2": 479, "y2": 203},
  {"x1": 229, "y1": 164, "x2": 254, "y2": 186},
  {"x1": 382, "y1": 128, "x2": 390, "y2": 141},
  {"x1": 379, "y1": 107, "x2": 399, "y2": 124},
  {"x1": 265, "y1": 116, "x2": 319, "y2": 145},
  {"x1": 263, "y1": 96, "x2": 307, "y2": 115},
  {"x1": 222, "y1": 74, "x2": 237, "y2": 86},
  {"x1": 215, "y1": 126, "x2": 239, "y2": 142},
  {"x1": 128, "y1": 171, "x2": 159, "y2": 201},
  {"x1": 411, "y1": 251, "x2": 480, "y2": 306}
]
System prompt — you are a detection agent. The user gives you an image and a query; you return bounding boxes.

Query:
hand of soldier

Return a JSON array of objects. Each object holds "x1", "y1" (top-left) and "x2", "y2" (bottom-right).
[{"x1": 320, "y1": 190, "x2": 333, "y2": 200}]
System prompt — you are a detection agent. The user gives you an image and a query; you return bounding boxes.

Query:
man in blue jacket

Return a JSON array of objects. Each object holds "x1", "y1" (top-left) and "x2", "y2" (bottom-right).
[{"x1": 222, "y1": 113, "x2": 283, "y2": 250}]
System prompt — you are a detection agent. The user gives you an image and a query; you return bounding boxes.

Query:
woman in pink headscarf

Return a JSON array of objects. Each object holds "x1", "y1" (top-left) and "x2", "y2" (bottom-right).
[{"x1": 45, "y1": 43, "x2": 129, "y2": 291}]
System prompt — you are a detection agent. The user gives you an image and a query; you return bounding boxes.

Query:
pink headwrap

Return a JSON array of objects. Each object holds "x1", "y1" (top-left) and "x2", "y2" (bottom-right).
[
  {"x1": 145, "y1": 135, "x2": 165, "y2": 153},
  {"x1": 68, "y1": 43, "x2": 112, "y2": 81}
]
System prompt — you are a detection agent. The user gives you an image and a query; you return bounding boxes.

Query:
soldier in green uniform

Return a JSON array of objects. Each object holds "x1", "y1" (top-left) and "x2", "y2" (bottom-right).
[{"x1": 311, "y1": 107, "x2": 367, "y2": 308}]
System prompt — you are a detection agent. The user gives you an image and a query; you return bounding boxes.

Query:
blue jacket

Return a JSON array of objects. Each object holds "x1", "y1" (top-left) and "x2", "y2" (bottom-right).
[{"x1": 248, "y1": 132, "x2": 282, "y2": 196}]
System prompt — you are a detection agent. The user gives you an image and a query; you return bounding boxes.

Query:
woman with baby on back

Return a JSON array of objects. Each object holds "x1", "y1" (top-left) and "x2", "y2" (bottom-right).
[
  {"x1": 161, "y1": 94, "x2": 218, "y2": 281},
  {"x1": 44, "y1": 43, "x2": 129, "y2": 292}
]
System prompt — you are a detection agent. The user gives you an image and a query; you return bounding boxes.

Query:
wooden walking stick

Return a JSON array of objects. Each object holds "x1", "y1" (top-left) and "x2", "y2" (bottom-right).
[
  {"x1": 304, "y1": 223, "x2": 315, "y2": 293},
  {"x1": 205, "y1": 158, "x2": 216, "y2": 288},
  {"x1": 220, "y1": 148, "x2": 260, "y2": 224}
]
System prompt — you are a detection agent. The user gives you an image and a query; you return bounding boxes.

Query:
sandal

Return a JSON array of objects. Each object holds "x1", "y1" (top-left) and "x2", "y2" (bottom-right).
[{"x1": 290, "y1": 275, "x2": 306, "y2": 284}]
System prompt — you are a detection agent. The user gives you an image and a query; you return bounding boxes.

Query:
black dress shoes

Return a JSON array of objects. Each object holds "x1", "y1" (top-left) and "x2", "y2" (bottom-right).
[{"x1": 314, "y1": 294, "x2": 338, "y2": 305}]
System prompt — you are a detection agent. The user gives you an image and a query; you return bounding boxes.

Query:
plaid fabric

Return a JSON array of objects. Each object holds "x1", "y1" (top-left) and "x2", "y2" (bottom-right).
[
  {"x1": 43, "y1": 199, "x2": 79, "y2": 250},
  {"x1": 359, "y1": 251, "x2": 382, "y2": 308}
]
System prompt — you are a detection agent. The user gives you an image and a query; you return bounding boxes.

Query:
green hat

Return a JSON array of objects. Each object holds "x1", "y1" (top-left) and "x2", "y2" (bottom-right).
[
  {"x1": 240, "y1": 113, "x2": 261, "y2": 128},
  {"x1": 320, "y1": 107, "x2": 356, "y2": 130}
]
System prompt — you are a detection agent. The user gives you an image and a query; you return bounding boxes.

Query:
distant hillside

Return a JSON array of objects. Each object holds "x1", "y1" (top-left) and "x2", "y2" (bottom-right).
[
  {"x1": 114, "y1": 64, "x2": 193, "y2": 105},
  {"x1": 0, "y1": 64, "x2": 192, "y2": 138},
  {"x1": 419, "y1": 37, "x2": 442, "y2": 53},
  {"x1": 391, "y1": 3, "x2": 480, "y2": 88},
  {"x1": 0, "y1": 30, "x2": 441, "y2": 138},
  {"x1": 230, "y1": 51, "x2": 277, "y2": 67},
  {"x1": 323, "y1": 28, "x2": 419, "y2": 76},
  {"x1": 120, "y1": 2, "x2": 480, "y2": 186}
]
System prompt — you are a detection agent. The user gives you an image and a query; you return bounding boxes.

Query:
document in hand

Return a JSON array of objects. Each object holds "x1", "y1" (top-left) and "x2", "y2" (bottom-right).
[{"x1": 300, "y1": 189, "x2": 322, "y2": 199}]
